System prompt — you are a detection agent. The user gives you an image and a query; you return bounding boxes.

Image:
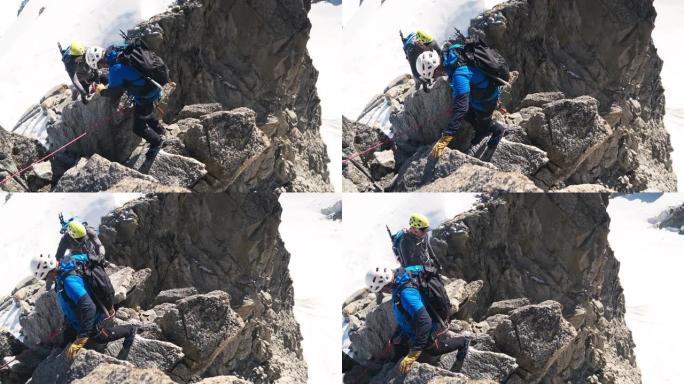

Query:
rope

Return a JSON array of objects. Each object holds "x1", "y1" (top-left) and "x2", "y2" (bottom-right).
[
  {"x1": 0, "y1": 104, "x2": 132, "y2": 188},
  {"x1": 343, "y1": 105, "x2": 453, "y2": 164}
]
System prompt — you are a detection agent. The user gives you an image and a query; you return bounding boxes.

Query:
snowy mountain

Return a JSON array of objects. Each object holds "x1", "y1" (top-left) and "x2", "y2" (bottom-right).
[{"x1": 608, "y1": 194, "x2": 684, "y2": 384}]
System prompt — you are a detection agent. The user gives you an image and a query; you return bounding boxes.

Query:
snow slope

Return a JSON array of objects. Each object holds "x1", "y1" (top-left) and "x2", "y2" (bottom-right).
[
  {"x1": 280, "y1": 194, "x2": 342, "y2": 384},
  {"x1": 0, "y1": 0, "x2": 174, "y2": 130},
  {"x1": 608, "y1": 194, "x2": 684, "y2": 384},
  {"x1": 0, "y1": 0, "x2": 23, "y2": 39},
  {"x1": 308, "y1": 2, "x2": 342, "y2": 192},
  {"x1": 342, "y1": 0, "x2": 486, "y2": 119},
  {"x1": 0, "y1": 192, "x2": 140, "y2": 336}
]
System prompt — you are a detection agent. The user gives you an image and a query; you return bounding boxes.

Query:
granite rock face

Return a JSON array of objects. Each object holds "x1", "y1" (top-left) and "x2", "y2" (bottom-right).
[{"x1": 344, "y1": 194, "x2": 639, "y2": 384}]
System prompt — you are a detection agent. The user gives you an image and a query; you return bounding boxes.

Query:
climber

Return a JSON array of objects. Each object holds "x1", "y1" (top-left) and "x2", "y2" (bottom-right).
[
  {"x1": 54, "y1": 215, "x2": 105, "y2": 263},
  {"x1": 400, "y1": 30, "x2": 442, "y2": 92},
  {"x1": 409, "y1": 35, "x2": 509, "y2": 159},
  {"x1": 88, "y1": 44, "x2": 166, "y2": 158},
  {"x1": 365, "y1": 266, "x2": 471, "y2": 375},
  {"x1": 58, "y1": 41, "x2": 108, "y2": 105},
  {"x1": 29, "y1": 254, "x2": 136, "y2": 362},
  {"x1": 390, "y1": 213, "x2": 440, "y2": 271}
]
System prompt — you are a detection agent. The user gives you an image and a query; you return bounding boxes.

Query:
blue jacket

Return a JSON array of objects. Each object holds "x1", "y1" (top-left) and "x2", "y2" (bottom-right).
[
  {"x1": 392, "y1": 266, "x2": 439, "y2": 352},
  {"x1": 103, "y1": 46, "x2": 161, "y2": 104},
  {"x1": 442, "y1": 45, "x2": 501, "y2": 136},
  {"x1": 55, "y1": 254, "x2": 105, "y2": 337}
]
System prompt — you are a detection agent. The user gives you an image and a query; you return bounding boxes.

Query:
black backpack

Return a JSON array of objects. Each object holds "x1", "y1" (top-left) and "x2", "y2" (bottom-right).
[
  {"x1": 395, "y1": 268, "x2": 451, "y2": 326},
  {"x1": 61, "y1": 254, "x2": 115, "y2": 313},
  {"x1": 116, "y1": 31, "x2": 170, "y2": 87},
  {"x1": 443, "y1": 30, "x2": 510, "y2": 86}
]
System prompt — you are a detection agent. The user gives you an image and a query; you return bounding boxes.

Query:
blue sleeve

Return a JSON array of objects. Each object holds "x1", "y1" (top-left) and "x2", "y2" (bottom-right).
[
  {"x1": 400, "y1": 287, "x2": 425, "y2": 316},
  {"x1": 107, "y1": 64, "x2": 125, "y2": 89},
  {"x1": 451, "y1": 66, "x2": 471, "y2": 98},
  {"x1": 63, "y1": 275, "x2": 89, "y2": 302}
]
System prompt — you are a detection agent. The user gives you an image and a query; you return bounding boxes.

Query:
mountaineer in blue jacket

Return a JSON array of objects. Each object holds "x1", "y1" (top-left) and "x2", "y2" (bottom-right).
[
  {"x1": 29, "y1": 253, "x2": 136, "y2": 362},
  {"x1": 86, "y1": 45, "x2": 165, "y2": 158},
  {"x1": 411, "y1": 42, "x2": 508, "y2": 159},
  {"x1": 365, "y1": 266, "x2": 470, "y2": 375}
]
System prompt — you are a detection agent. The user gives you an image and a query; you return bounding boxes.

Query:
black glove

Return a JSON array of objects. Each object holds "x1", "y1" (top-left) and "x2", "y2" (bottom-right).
[{"x1": 81, "y1": 93, "x2": 89, "y2": 105}]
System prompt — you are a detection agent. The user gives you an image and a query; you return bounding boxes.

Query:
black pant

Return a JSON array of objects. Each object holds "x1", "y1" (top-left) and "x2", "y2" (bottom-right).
[
  {"x1": 134, "y1": 101, "x2": 163, "y2": 146},
  {"x1": 391, "y1": 332, "x2": 468, "y2": 360},
  {"x1": 465, "y1": 108, "x2": 506, "y2": 148},
  {"x1": 91, "y1": 324, "x2": 136, "y2": 348}
]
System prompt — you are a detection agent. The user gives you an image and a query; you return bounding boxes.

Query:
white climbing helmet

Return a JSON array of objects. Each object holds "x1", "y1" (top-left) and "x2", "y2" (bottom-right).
[
  {"x1": 30, "y1": 254, "x2": 56, "y2": 280},
  {"x1": 85, "y1": 46, "x2": 105, "y2": 69},
  {"x1": 416, "y1": 50, "x2": 441, "y2": 82},
  {"x1": 365, "y1": 267, "x2": 394, "y2": 293}
]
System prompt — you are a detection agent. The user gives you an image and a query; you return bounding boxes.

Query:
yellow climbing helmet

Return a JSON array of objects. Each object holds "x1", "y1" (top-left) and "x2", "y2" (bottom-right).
[
  {"x1": 68, "y1": 41, "x2": 85, "y2": 56},
  {"x1": 415, "y1": 30, "x2": 434, "y2": 44},
  {"x1": 67, "y1": 221, "x2": 87, "y2": 239},
  {"x1": 409, "y1": 213, "x2": 430, "y2": 230}
]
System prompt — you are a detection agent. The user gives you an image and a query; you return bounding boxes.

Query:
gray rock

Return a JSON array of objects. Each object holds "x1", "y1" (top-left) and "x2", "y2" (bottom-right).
[
  {"x1": 493, "y1": 301, "x2": 577, "y2": 380},
  {"x1": 525, "y1": 97, "x2": 613, "y2": 176},
  {"x1": 0, "y1": 329, "x2": 25, "y2": 359},
  {"x1": 0, "y1": 126, "x2": 45, "y2": 192},
  {"x1": 180, "y1": 108, "x2": 271, "y2": 191},
  {"x1": 31, "y1": 349, "x2": 133, "y2": 384},
  {"x1": 394, "y1": 147, "x2": 497, "y2": 192},
  {"x1": 19, "y1": 289, "x2": 63, "y2": 346},
  {"x1": 347, "y1": 296, "x2": 396, "y2": 362},
  {"x1": 53, "y1": 155, "x2": 160, "y2": 192},
  {"x1": 153, "y1": 287, "x2": 199, "y2": 306},
  {"x1": 197, "y1": 376, "x2": 252, "y2": 384},
  {"x1": 370, "y1": 150, "x2": 395, "y2": 179},
  {"x1": 487, "y1": 298, "x2": 531, "y2": 316},
  {"x1": 71, "y1": 364, "x2": 176, "y2": 384},
  {"x1": 438, "y1": 348, "x2": 518, "y2": 382},
  {"x1": 25, "y1": 161, "x2": 53, "y2": 191},
  {"x1": 417, "y1": 164, "x2": 543, "y2": 193},
  {"x1": 519, "y1": 92, "x2": 566, "y2": 108},
  {"x1": 156, "y1": 291, "x2": 245, "y2": 377},
  {"x1": 120, "y1": 268, "x2": 154, "y2": 309},
  {"x1": 177, "y1": 103, "x2": 224, "y2": 120},
  {"x1": 104, "y1": 336, "x2": 184, "y2": 372},
  {"x1": 107, "y1": 177, "x2": 190, "y2": 193},
  {"x1": 125, "y1": 147, "x2": 207, "y2": 188},
  {"x1": 657, "y1": 203, "x2": 684, "y2": 232},
  {"x1": 470, "y1": 139, "x2": 548, "y2": 176}
]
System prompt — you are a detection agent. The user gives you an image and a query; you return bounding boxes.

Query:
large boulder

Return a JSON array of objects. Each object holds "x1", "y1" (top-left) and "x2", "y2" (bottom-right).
[
  {"x1": 53, "y1": 154, "x2": 160, "y2": 192},
  {"x1": 31, "y1": 349, "x2": 133, "y2": 384},
  {"x1": 104, "y1": 336, "x2": 184, "y2": 372},
  {"x1": 0, "y1": 126, "x2": 45, "y2": 192},
  {"x1": 438, "y1": 348, "x2": 518, "y2": 382},
  {"x1": 179, "y1": 108, "x2": 272, "y2": 191},
  {"x1": 71, "y1": 364, "x2": 175, "y2": 384},
  {"x1": 394, "y1": 148, "x2": 497, "y2": 192},
  {"x1": 125, "y1": 147, "x2": 207, "y2": 188},
  {"x1": 155, "y1": 290, "x2": 244, "y2": 378},
  {"x1": 417, "y1": 164, "x2": 543, "y2": 193},
  {"x1": 492, "y1": 301, "x2": 577, "y2": 381}
]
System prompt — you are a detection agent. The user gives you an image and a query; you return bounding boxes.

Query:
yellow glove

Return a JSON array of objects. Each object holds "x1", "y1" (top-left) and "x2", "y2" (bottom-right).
[
  {"x1": 399, "y1": 350, "x2": 422, "y2": 375},
  {"x1": 431, "y1": 135, "x2": 454, "y2": 159},
  {"x1": 95, "y1": 84, "x2": 107, "y2": 95},
  {"x1": 66, "y1": 336, "x2": 88, "y2": 361}
]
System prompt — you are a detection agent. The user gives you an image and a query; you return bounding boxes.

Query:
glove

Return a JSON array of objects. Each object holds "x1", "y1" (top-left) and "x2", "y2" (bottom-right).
[
  {"x1": 80, "y1": 93, "x2": 89, "y2": 105},
  {"x1": 399, "y1": 350, "x2": 422, "y2": 375},
  {"x1": 95, "y1": 84, "x2": 106, "y2": 95},
  {"x1": 431, "y1": 135, "x2": 454, "y2": 159},
  {"x1": 66, "y1": 336, "x2": 88, "y2": 361}
]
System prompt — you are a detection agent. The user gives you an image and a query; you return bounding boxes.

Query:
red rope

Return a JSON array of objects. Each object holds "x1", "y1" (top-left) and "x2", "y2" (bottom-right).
[
  {"x1": 0, "y1": 105, "x2": 132, "y2": 188},
  {"x1": 343, "y1": 105, "x2": 453, "y2": 164}
]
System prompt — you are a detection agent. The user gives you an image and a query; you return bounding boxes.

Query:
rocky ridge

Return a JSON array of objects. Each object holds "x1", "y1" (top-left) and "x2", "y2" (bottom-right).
[
  {"x1": 343, "y1": 194, "x2": 640, "y2": 383},
  {"x1": 0, "y1": 192, "x2": 307, "y2": 384},
  {"x1": 3, "y1": 0, "x2": 331, "y2": 193},
  {"x1": 343, "y1": 0, "x2": 676, "y2": 192}
]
